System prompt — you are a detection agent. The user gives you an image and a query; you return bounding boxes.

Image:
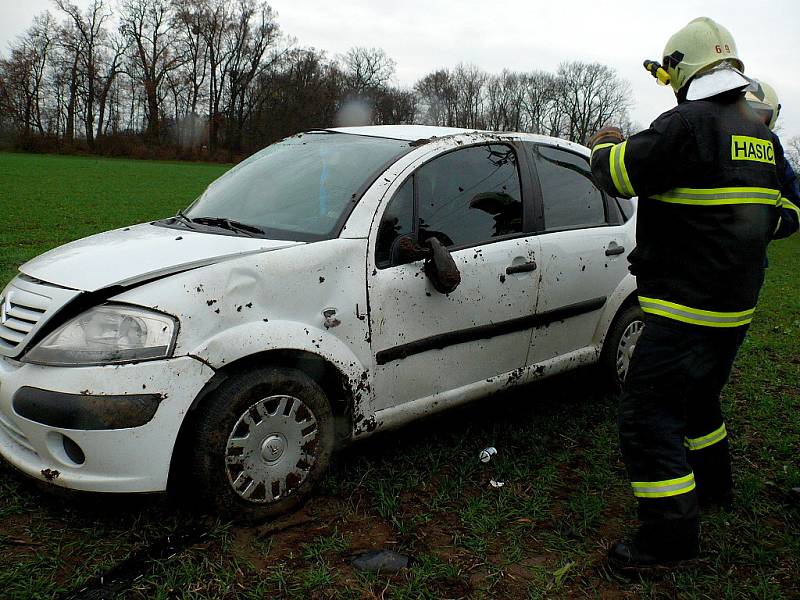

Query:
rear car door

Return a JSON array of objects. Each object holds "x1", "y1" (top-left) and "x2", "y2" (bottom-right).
[
  {"x1": 524, "y1": 143, "x2": 632, "y2": 362},
  {"x1": 368, "y1": 142, "x2": 541, "y2": 411}
]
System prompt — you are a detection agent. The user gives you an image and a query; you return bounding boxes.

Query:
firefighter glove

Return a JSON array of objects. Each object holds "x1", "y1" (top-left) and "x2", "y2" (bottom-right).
[{"x1": 588, "y1": 126, "x2": 625, "y2": 149}]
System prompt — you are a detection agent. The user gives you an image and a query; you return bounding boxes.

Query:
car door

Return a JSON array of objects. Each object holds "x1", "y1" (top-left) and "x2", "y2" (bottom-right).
[
  {"x1": 524, "y1": 143, "x2": 632, "y2": 362},
  {"x1": 367, "y1": 142, "x2": 541, "y2": 412}
]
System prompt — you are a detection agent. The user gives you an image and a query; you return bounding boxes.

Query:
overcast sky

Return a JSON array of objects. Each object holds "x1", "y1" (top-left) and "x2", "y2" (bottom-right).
[{"x1": 3, "y1": 0, "x2": 799, "y2": 140}]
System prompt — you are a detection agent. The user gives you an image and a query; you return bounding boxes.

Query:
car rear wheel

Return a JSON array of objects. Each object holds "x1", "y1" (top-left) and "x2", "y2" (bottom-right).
[
  {"x1": 601, "y1": 303, "x2": 645, "y2": 391},
  {"x1": 189, "y1": 366, "x2": 334, "y2": 522}
]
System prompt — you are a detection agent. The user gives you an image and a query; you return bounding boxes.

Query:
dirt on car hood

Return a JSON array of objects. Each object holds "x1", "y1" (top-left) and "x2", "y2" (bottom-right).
[{"x1": 19, "y1": 223, "x2": 302, "y2": 292}]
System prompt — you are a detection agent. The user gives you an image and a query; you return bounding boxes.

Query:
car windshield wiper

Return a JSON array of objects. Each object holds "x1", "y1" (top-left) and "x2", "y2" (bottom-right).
[
  {"x1": 169, "y1": 210, "x2": 197, "y2": 228},
  {"x1": 189, "y1": 216, "x2": 266, "y2": 237}
]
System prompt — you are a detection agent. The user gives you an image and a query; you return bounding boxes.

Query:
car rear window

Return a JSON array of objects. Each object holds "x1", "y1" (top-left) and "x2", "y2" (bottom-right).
[{"x1": 533, "y1": 145, "x2": 607, "y2": 231}]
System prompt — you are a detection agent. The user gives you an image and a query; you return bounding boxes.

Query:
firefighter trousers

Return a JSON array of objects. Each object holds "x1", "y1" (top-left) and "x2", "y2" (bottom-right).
[{"x1": 618, "y1": 315, "x2": 747, "y2": 554}]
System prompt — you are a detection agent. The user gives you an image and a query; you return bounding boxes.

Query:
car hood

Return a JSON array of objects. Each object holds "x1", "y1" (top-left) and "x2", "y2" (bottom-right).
[{"x1": 19, "y1": 223, "x2": 303, "y2": 292}]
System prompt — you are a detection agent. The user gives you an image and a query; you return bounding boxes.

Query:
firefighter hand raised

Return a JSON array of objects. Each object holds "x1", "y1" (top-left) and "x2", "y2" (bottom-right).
[{"x1": 587, "y1": 126, "x2": 625, "y2": 149}]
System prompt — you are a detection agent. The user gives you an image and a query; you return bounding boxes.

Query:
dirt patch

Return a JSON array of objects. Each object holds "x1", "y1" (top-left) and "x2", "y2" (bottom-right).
[{"x1": 41, "y1": 469, "x2": 60, "y2": 481}]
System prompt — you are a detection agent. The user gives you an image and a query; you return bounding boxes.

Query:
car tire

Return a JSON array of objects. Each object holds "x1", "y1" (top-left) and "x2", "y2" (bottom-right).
[
  {"x1": 188, "y1": 366, "x2": 334, "y2": 522},
  {"x1": 600, "y1": 303, "x2": 645, "y2": 392}
]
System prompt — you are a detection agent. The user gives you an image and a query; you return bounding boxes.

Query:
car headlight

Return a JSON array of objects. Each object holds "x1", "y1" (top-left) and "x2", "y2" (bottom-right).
[{"x1": 24, "y1": 304, "x2": 178, "y2": 366}]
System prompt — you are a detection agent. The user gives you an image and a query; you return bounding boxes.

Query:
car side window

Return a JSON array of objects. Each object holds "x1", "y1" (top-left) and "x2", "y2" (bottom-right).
[
  {"x1": 417, "y1": 144, "x2": 523, "y2": 248},
  {"x1": 616, "y1": 197, "x2": 635, "y2": 221},
  {"x1": 534, "y1": 145, "x2": 606, "y2": 230},
  {"x1": 375, "y1": 178, "x2": 414, "y2": 268}
]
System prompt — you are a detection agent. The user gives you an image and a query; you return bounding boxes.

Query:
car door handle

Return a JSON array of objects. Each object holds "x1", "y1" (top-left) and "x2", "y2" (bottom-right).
[
  {"x1": 605, "y1": 243, "x2": 625, "y2": 256},
  {"x1": 506, "y1": 261, "x2": 537, "y2": 274}
]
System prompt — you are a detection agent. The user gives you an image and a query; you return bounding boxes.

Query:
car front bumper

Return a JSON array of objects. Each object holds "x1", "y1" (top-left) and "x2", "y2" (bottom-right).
[{"x1": 0, "y1": 355, "x2": 215, "y2": 493}]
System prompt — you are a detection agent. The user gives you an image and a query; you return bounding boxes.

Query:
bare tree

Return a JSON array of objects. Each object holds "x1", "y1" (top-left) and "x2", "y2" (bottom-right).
[
  {"x1": 414, "y1": 69, "x2": 456, "y2": 127},
  {"x1": 172, "y1": 0, "x2": 209, "y2": 119},
  {"x1": 0, "y1": 48, "x2": 39, "y2": 135},
  {"x1": 95, "y1": 30, "x2": 128, "y2": 139},
  {"x1": 340, "y1": 47, "x2": 395, "y2": 95},
  {"x1": 452, "y1": 63, "x2": 486, "y2": 128},
  {"x1": 1, "y1": 3, "x2": 639, "y2": 159},
  {"x1": 556, "y1": 61, "x2": 632, "y2": 145},
  {"x1": 54, "y1": 0, "x2": 114, "y2": 147},
  {"x1": 223, "y1": 0, "x2": 280, "y2": 151},
  {"x1": 199, "y1": 0, "x2": 232, "y2": 150},
  {"x1": 0, "y1": 14, "x2": 56, "y2": 136},
  {"x1": 785, "y1": 136, "x2": 800, "y2": 174},
  {"x1": 374, "y1": 88, "x2": 417, "y2": 125},
  {"x1": 119, "y1": 0, "x2": 184, "y2": 141},
  {"x1": 58, "y1": 20, "x2": 84, "y2": 143},
  {"x1": 247, "y1": 47, "x2": 341, "y2": 143},
  {"x1": 519, "y1": 70, "x2": 559, "y2": 135},
  {"x1": 485, "y1": 70, "x2": 525, "y2": 131}
]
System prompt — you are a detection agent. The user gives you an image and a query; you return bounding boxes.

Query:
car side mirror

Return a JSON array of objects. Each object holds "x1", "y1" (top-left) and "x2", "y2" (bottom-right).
[
  {"x1": 424, "y1": 237, "x2": 461, "y2": 294},
  {"x1": 391, "y1": 234, "x2": 430, "y2": 265}
]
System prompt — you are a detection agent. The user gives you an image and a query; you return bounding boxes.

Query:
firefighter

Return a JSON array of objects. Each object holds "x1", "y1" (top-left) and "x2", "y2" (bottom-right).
[
  {"x1": 745, "y1": 80, "x2": 800, "y2": 238},
  {"x1": 587, "y1": 17, "x2": 794, "y2": 568},
  {"x1": 745, "y1": 79, "x2": 800, "y2": 503}
]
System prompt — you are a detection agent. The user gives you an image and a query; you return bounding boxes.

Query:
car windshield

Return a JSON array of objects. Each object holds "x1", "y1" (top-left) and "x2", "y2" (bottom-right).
[{"x1": 185, "y1": 132, "x2": 410, "y2": 240}]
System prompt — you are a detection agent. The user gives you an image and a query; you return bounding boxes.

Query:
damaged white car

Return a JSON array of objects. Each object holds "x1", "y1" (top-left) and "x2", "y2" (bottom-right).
[{"x1": 0, "y1": 125, "x2": 640, "y2": 519}]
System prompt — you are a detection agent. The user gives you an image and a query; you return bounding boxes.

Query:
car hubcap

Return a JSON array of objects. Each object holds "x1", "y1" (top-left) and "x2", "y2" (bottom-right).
[
  {"x1": 616, "y1": 320, "x2": 644, "y2": 382},
  {"x1": 225, "y1": 395, "x2": 318, "y2": 504},
  {"x1": 260, "y1": 434, "x2": 287, "y2": 463}
]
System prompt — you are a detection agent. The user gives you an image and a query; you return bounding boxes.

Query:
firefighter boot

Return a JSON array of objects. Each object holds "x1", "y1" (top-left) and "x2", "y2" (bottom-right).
[{"x1": 608, "y1": 518, "x2": 699, "y2": 569}]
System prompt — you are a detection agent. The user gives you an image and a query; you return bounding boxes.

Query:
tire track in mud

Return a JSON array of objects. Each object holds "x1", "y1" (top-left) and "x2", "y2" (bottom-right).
[
  {"x1": 59, "y1": 526, "x2": 211, "y2": 600},
  {"x1": 58, "y1": 510, "x2": 318, "y2": 599}
]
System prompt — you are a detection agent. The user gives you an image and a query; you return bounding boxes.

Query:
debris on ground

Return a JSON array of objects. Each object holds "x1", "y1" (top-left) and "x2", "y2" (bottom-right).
[
  {"x1": 350, "y1": 549, "x2": 410, "y2": 573},
  {"x1": 479, "y1": 446, "x2": 505, "y2": 488},
  {"x1": 478, "y1": 447, "x2": 497, "y2": 463}
]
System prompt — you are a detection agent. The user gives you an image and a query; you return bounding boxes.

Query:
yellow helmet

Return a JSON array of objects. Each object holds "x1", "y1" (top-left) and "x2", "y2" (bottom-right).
[
  {"x1": 745, "y1": 80, "x2": 781, "y2": 130},
  {"x1": 662, "y1": 17, "x2": 744, "y2": 94}
]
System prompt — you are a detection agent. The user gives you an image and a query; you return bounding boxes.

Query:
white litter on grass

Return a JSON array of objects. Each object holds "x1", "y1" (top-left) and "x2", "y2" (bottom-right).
[
  {"x1": 480, "y1": 447, "x2": 504, "y2": 488},
  {"x1": 479, "y1": 447, "x2": 497, "y2": 463}
]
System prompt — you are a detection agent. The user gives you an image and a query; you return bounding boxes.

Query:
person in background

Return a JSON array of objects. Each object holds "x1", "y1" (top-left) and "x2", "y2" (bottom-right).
[
  {"x1": 745, "y1": 80, "x2": 800, "y2": 239},
  {"x1": 745, "y1": 79, "x2": 800, "y2": 503}
]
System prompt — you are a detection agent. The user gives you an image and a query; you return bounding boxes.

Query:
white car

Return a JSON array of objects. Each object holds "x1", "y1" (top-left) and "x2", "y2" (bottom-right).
[{"x1": 0, "y1": 125, "x2": 641, "y2": 519}]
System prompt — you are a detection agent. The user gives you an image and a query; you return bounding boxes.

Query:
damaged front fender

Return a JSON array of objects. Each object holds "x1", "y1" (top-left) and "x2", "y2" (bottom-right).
[{"x1": 190, "y1": 321, "x2": 375, "y2": 438}]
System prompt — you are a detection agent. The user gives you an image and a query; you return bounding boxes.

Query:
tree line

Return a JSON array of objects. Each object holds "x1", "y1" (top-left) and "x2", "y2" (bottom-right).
[{"x1": 0, "y1": 0, "x2": 634, "y2": 161}]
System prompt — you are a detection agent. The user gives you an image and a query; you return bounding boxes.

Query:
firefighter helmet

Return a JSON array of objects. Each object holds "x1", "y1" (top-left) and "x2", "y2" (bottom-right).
[
  {"x1": 745, "y1": 80, "x2": 780, "y2": 130},
  {"x1": 662, "y1": 17, "x2": 744, "y2": 94}
]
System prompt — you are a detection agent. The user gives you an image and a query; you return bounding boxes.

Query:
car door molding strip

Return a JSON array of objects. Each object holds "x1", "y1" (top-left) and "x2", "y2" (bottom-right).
[{"x1": 375, "y1": 296, "x2": 607, "y2": 365}]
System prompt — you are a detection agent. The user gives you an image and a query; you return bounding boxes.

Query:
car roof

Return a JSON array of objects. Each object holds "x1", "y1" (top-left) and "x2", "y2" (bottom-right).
[
  {"x1": 328, "y1": 125, "x2": 476, "y2": 140},
  {"x1": 325, "y1": 125, "x2": 588, "y2": 155}
]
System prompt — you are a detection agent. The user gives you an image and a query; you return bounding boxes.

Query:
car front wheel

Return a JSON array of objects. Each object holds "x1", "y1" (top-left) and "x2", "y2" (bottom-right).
[{"x1": 189, "y1": 366, "x2": 334, "y2": 522}]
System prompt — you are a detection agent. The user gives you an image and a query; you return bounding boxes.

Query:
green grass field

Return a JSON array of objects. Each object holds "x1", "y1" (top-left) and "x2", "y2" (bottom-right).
[
  {"x1": 0, "y1": 152, "x2": 230, "y2": 285},
  {"x1": 0, "y1": 152, "x2": 798, "y2": 599}
]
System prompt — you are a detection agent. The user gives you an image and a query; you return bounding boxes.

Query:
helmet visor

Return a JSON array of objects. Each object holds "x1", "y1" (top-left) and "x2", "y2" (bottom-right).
[{"x1": 751, "y1": 107, "x2": 775, "y2": 127}]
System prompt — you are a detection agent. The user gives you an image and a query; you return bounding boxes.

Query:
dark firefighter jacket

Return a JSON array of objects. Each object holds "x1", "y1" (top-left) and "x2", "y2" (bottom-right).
[
  {"x1": 591, "y1": 92, "x2": 788, "y2": 329},
  {"x1": 773, "y1": 143, "x2": 800, "y2": 239}
]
